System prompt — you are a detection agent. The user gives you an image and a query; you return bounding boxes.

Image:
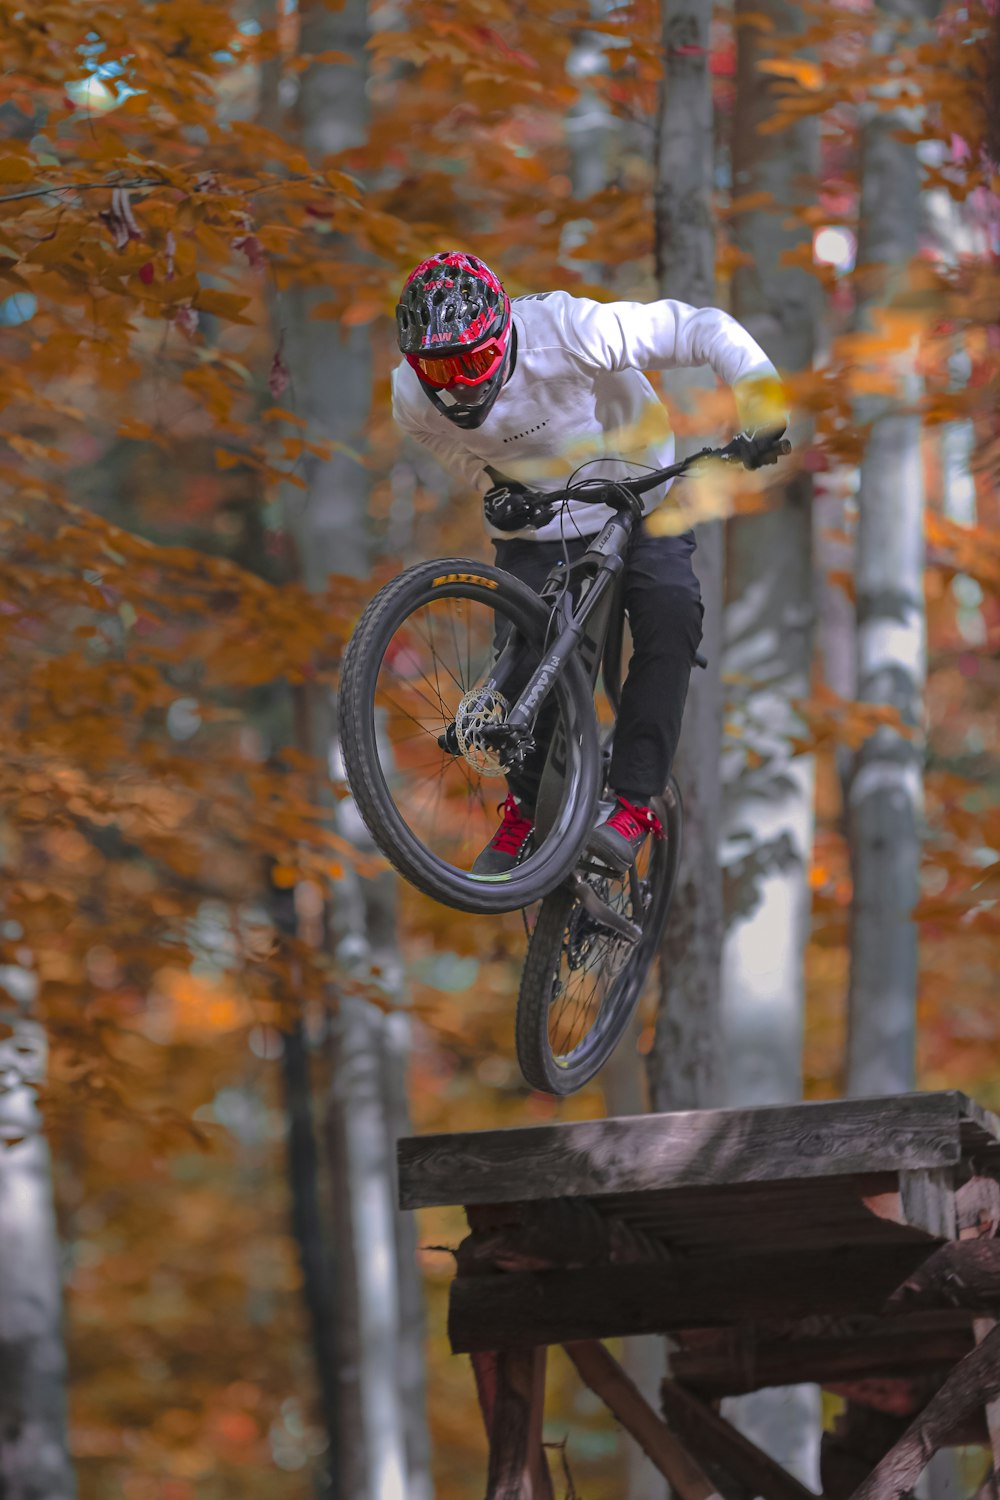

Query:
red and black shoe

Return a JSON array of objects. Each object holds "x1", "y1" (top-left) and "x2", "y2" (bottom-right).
[
  {"x1": 472, "y1": 793, "x2": 535, "y2": 876},
  {"x1": 587, "y1": 795, "x2": 663, "y2": 874}
]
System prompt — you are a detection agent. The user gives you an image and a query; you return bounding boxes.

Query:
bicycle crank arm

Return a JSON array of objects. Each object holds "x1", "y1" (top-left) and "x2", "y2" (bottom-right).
[{"x1": 569, "y1": 874, "x2": 642, "y2": 945}]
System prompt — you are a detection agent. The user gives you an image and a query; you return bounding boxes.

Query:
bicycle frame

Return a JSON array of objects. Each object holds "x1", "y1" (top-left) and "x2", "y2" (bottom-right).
[
  {"x1": 485, "y1": 504, "x2": 633, "y2": 726},
  {"x1": 475, "y1": 435, "x2": 788, "y2": 841}
]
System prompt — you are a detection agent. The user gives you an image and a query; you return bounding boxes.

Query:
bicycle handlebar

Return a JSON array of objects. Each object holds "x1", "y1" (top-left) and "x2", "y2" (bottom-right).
[{"x1": 545, "y1": 434, "x2": 792, "y2": 512}]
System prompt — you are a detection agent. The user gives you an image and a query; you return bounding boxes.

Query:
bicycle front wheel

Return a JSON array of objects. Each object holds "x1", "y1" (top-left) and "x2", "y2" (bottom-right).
[
  {"x1": 515, "y1": 780, "x2": 683, "y2": 1095},
  {"x1": 338, "y1": 558, "x2": 600, "y2": 913}
]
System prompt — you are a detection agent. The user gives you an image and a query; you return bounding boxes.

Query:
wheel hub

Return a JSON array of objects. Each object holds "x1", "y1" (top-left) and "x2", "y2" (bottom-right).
[{"x1": 454, "y1": 686, "x2": 510, "y2": 776}]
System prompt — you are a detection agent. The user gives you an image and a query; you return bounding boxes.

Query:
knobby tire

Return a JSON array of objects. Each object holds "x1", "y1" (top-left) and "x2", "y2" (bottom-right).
[
  {"x1": 338, "y1": 558, "x2": 601, "y2": 914},
  {"x1": 516, "y1": 781, "x2": 683, "y2": 1094}
]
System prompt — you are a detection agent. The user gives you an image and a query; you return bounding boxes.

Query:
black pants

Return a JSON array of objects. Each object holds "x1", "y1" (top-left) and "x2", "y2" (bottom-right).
[{"x1": 493, "y1": 525, "x2": 704, "y2": 807}]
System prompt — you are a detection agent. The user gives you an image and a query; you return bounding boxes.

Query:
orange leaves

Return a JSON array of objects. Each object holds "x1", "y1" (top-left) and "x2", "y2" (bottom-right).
[
  {"x1": 757, "y1": 57, "x2": 825, "y2": 91},
  {"x1": 193, "y1": 288, "x2": 254, "y2": 324},
  {"x1": 790, "y1": 683, "x2": 916, "y2": 757},
  {"x1": 926, "y1": 515, "x2": 1000, "y2": 594},
  {"x1": 0, "y1": 155, "x2": 34, "y2": 184},
  {"x1": 339, "y1": 298, "x2": 384, "y2": 326},
  {"x1": 213, "y1": 448, "x2": 244, "y2": 472}
]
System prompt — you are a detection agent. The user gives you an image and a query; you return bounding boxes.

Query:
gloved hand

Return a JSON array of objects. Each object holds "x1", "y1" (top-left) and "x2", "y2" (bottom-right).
[
  {"x1": 730, "y1": 425, "x2": 789, "y2": 471},
  {"x1": 483, "y1": 481, "x2": 556, "y2": 532}
]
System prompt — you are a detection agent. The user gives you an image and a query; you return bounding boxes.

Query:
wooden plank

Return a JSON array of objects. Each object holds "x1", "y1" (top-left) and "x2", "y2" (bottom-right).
[
  {"x1": 974, "y1": 1318, "x2": 1000, "y2": 1470},
  {"x1": 562, "y1": 1341, "x2": 723, "y2": 1500},
  {"x1": 670, "y1": 1312, "x2": 974, "y2": 1397},
  {"x1": 659, "y1": 1378, "x2": 818, "y2": 1500},
  {"x1": 398, "y1": 1092, "x2": 965, "y2": 1209},
  {"x1": 958, "y1": 1093, "x2": 1000, "y2": 1151},
  {"x1": 449, "y1": 1244, "x2": 932, "y2": 1353},
  {"x1": 847, "y1": 1321, "x2": 1000, "y2": 1500},
  {"x1": 822, "y1": 1405, "x2": 909, "y2": 1500},
  {"x1": 468, "y1": 1173, "x2": 951, "y2": 1260},
  {"x1": 479, "y1": 1347, "x2": 553, "y2": 1500},
  {"x1": 888, "y1": 1239, "x2": 1000, "y2": 1311}
]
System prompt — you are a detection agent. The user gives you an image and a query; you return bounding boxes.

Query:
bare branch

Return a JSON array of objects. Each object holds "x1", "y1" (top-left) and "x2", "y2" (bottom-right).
[{"x1": 0, "y1": 176, "x2": 161, "y2": 205}]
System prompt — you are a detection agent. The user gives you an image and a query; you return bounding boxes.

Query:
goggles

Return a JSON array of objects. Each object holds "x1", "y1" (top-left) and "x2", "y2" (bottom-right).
[{"x1": 406, "y1": 335, "x2": 508, "y2": 389}]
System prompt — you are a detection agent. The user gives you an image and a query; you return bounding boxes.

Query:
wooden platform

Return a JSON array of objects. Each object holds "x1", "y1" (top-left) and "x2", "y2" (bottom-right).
[{"x1": 398, "y1": 1091, "x2": 1000, "y2": 1500}]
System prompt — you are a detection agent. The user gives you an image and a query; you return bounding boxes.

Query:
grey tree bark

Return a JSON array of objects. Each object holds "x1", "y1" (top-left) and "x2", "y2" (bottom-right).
[
  {"x1": 717, "y1": 1, "x2": 823, "y2": 1480},
  {"x1": 283, "y1": 6, "x2": 430, "y2": 1497},
  {"x1": 721, "y1": 0, "x2": 820, "y2": 1109},
  {"x1": 647, "y1": 0, "x2": 725, "y2": 1116},
  {"x1": 566, "y1": 26, "x2": 670, "y2": 1498},
  {"x1": 845, "y1": 0, "x2": 938, "y2": 1100},
  {"x1": 0, "y1": 968, "x2": 75, "y2": 1500},
  {"x1": 645, "y1": 15, "x2": 722, "y2": 1493}
]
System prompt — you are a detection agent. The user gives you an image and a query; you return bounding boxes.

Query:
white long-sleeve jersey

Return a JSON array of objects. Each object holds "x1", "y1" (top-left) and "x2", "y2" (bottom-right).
[{"x1": 391, "y1": 289, "x2": 782, "y2": 543}]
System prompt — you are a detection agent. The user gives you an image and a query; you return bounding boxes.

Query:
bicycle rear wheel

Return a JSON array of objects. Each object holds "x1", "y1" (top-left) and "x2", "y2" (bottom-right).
[
  {"x1": 515, "y1": 780, "x2": 683, "y2": 1094},
  {"x1": 338, "y1": 558, "x2": 600, "y2": 914}
]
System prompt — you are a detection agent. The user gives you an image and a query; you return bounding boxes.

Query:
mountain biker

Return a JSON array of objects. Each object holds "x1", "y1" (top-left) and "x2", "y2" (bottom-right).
[{"x1": 391, "y1": 250, "x2": 787, "y2": 876}]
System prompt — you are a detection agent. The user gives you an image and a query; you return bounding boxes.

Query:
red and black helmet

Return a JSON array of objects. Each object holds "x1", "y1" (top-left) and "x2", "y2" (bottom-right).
[{"x1": 396, "y1": 251, "x2": 513, "y2": 429}]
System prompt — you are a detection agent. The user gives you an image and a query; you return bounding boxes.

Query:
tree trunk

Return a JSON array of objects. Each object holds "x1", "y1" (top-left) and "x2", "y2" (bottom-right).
[
  {"x1": 845, "y1": 0, "x2": 937, "y2": 1099},
  {"x1": 0, "y1": 973, "x2": 75, "y2": 1500},
  {"x1": 569, "y1": 29, "x2": 669, "y2": 1496},
  {"x1": 647, "y1": 11, "x2": 720, "y2": 1494},
  {"x1": 721, "y1": 0, "x2": 820, "y2": 1110},
  {"x1": 718, "y1": 0, "x2": 823, "y2": 1480},
  {"x1": 285, "y1": 6, "x2": 430, "y2": 1497},
  {"x1": 648, "y1": 0, "x2": 725, "y2": 1115}
]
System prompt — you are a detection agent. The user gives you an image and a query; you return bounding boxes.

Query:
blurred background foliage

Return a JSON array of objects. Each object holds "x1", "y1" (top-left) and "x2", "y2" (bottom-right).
[{"x1": 0, "y1": 0, "x2": 997, "y2": 1495}]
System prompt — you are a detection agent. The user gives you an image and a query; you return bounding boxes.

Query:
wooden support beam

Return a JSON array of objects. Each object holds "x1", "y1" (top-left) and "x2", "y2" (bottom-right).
[
  {"x1": 472, "y1": 1349, "x2": 553, "y2": 1500},
  {"x1": 659, "y1": 1378, "x2": 818, "y2": 1500},
  {"x1": 847, "y1": 1320, "x2": 1000, "y2": 1500},
  {"x1": 974, "y1": 1317, "x2": 1000, "y2": 1470},
  {"x1": 562, "y1": 1341, "x2": 722, "y2": 1500},
  {"x1": 398, "y1": 1092, "x2": 971, "y2": 1209},
  {"x1": 888, "y1": 1239, "x2": 1000, "y2": 1311},
  {"x1": 670, "y1": 1312, "x2": 973, "y2": 1397},
  {"x1": 821, "y1": 1406, "x2": 909, "y2": 1500},
  {"x1": 449, "y1": 1244, "x2": 932, "y2": 1352}
]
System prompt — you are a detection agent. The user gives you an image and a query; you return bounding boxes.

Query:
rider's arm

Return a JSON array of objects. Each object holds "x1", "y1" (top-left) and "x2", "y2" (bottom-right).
[{"x1": 556, "y1": 292, "x2": 787, "y2": 434}]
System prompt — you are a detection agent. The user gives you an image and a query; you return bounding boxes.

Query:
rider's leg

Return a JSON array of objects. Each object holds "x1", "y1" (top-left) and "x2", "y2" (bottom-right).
[
  {"x1": 589, "y1": 526, "x2": 703, "y2": 872},
  {"x1": 473, "y1": 537, "x2": 585, "y2": 872}
]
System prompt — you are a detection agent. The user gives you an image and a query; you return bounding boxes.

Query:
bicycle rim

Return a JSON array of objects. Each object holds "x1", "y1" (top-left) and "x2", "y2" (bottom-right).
[
  {"x1": 517, "y1": 784, "x2": 682, "y2": 1094},
  {"x1": 339, "y1": 563, "x2": 600, "y2": 913}
]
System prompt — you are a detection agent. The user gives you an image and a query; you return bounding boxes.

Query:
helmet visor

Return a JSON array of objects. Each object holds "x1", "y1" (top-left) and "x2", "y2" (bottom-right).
[{"x1": 406, "y1": 336, "x2": 508, "y2": 389}]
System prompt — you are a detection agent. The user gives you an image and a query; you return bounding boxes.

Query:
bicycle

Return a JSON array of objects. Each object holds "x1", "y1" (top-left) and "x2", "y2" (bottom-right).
[{"x1": 338, "y1": 434, "x2": 789, "y2": 1094}]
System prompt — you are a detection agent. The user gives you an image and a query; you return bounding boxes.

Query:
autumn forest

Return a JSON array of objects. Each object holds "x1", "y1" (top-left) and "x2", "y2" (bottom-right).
[{"x1": 0, "y1": 0, "x2": 998, "y2": 1497}]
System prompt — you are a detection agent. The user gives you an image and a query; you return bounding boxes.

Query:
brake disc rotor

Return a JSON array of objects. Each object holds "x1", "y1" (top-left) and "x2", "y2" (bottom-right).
[{"x1": 454, "y1": 686, "x2": 510, "y2": 776}]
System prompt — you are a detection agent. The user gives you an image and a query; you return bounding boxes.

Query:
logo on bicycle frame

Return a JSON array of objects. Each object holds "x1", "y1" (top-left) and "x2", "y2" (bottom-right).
[{"x1": 522, "y1": 652, "x2": 563, "y2": 713}]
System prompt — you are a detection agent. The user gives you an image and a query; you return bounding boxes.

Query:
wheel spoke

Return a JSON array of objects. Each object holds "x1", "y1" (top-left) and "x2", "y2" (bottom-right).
[{"x1": 357, "y1": 587, "x2": 581, "y2": 877}]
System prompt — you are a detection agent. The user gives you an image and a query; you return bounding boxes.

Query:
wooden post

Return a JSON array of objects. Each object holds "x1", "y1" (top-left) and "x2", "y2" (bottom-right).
[
  {"x1": 659, "y1": 1378, "x2": 820, "y2": 1500},
  {"x1": 472, "y1": 1348, "x2": 553, "y2": 1500},
  {"x1": 974, "y1": 1318, "x2": 1000, "y2": 1470},
  {"x1": 847, "y1": 1321, "x2": 1000, "y2": 1500},
  {"x1": 563, "y1": 1340, "x2": 723, "y2": 1500}
]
